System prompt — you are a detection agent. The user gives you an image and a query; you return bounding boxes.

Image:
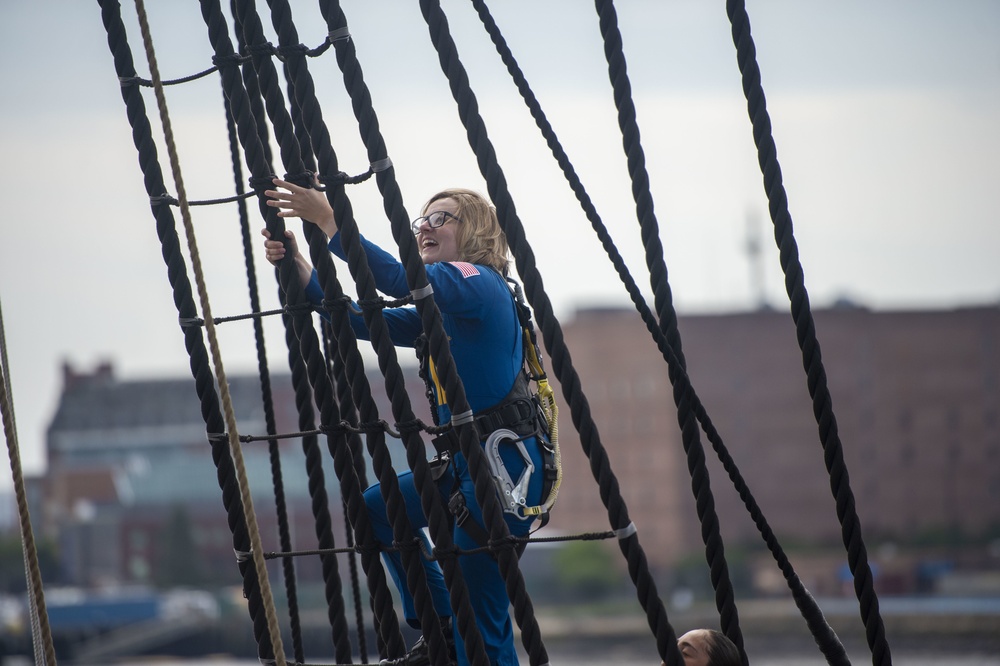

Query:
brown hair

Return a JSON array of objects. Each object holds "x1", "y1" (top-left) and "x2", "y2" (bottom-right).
[
  {"x1": 705, "y1": 629, "x2": 741, "y2": 666},
  {"x1": 423, "y1": 188, "x2": 510, "y2": 275}
]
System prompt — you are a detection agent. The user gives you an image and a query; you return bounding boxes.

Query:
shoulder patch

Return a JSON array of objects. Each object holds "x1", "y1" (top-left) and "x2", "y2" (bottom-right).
[{"x1": 449, "y1": 261, "x2": 480, "y2": 278}]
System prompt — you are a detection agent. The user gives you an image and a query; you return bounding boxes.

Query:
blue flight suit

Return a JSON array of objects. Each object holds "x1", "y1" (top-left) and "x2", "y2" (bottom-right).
[{"x1": 304, "y1": 232, "x2": 544, "y2": 666}]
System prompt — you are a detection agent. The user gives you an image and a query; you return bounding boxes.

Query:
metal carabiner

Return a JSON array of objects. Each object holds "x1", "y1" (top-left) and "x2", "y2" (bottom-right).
[{"x1": 483, "y1": 428, "x2": 534, "y2": 520}]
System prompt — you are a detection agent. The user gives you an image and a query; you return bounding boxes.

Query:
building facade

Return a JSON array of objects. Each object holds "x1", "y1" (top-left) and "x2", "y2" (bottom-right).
[
  {"x1": 547, "y1": 305, "x2": 1000, "y2": 577},
  {"x1": 42, "y1": 360, "x2": 424, "y2": 588},
  {"x1": 39, "y1": 304, "x2": 1000, "y2": 591}
]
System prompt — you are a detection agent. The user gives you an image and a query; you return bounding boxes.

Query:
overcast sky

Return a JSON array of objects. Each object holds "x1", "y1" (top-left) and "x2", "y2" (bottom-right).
[{"x1": 1, "y1": 0, "x2": 997, "y2": 484}]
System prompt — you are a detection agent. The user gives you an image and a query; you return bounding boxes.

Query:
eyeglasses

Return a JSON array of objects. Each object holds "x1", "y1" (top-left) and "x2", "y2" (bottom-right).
[{"x1": 411, "y1": 210, "x2": 463, "y2": 235}]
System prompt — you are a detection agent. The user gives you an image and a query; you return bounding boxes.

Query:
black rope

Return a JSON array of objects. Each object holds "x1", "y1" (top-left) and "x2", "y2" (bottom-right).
[
  {"x1": 592, "y1": 2, "x2": 745, "y2": 663},
  {"x1": 278, "y1": 286, "x2": 357, "y2": 662},
  {"x1": 726, "y1": 2, "x2": 890, "y2": 664},
  {"x1": 199, "y1": 0, "x2": 406, "y2": 660},
  {"x1": 410, "y1": 0, "x2": 592, "y2": 664},
  {"x1": 292, "y1": 45, "x2": 371, "y2": 657},
  {"x1": 230, "y1": 90, "x2": 308, "y2": 662},
  {"x1": 150, "y1": 190, "x2": 257, "y2": 207},
  {"x1": 178, "y1": 303, "x2": 316, "y2": 328},
  {"x1": 467, "y1": 5, "x2": 851, "y2": 664},
  {"x1": 97, "y1": 2, "x2": 274, "y2": 661},
  {"x1": 230, "y1": 7, "x2": 361, "y2": 654},
  {"x1": 263, "y1": 529, "x2": 618, "y2": 561},
  {"x1": 115, "y1": 33, "x2": 334, "y2": 89},
  {"x1": 264, "y1": 0, "x2": 490, "y2": 662},
  {"x1": 98, "y1": 3, "x2": 882, "y2": 665},
  {"x1": 323, "y1": 321, "x2": 371, "y2": 663},
  {"x1": 224, "y1": 16, "x2": 306, "y2": 663},
  {"x1": 232, "y1": 0, "x2": 467, "y2": 661}
]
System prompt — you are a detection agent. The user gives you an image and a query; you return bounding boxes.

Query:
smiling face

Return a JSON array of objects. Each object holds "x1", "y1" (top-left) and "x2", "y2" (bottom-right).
[
  {"x1": 415, "y1": 197, "x2": 461, "y2": 265},
  {"x1": 678, "y1": 629, "x2": 712, "y2": 666}
]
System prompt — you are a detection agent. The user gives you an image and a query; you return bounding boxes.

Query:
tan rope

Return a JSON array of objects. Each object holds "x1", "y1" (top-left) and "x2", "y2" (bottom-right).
[
  {"x1": 0, "y1": 297, "x2": 57, "y2": 665},
  {"x1": 132, "y1": 2, "x2": 286, "y2": 664}
]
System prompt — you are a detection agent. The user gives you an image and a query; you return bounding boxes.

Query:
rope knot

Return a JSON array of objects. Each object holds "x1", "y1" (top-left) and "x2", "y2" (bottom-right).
[
  {"x1": 211, "y1": 53, "x2": 244, "y2": 69},
  {"x1": 318, "y1": 422, "x2": 349, "y2": 436},
  {"x1": 282, "y1": 170, "x2": 318, "y2": 189},
  {"x1": 315, "y1": 159, "x2": 391, "y2": 187},
  {"x1": 249, "y1": 175, "x2": 277, "y2": 193},
  {"x1": 245, "y1": 41, "x2": 277, "y2": 58},
  {"x1": 430, "y1": 543, "x2": 460, "y2": 562},
  {"x1": 395, "y1": 418, "x2": 426, "y2": 435},
  {"x1": 149, "y1": 193, "x2": 179, "y2": 207},
  {"x1": 355, "y1": 541, "x2": 382, "y2": 556},
  {"x1": 358, "y1": 420, "x2": 392, "y2": 436},
  {"x1": 393, "y1": 537, "x2": 422, "y2": 554},
  {"x1": 488, "y1": 535, "x2": 521, "y2": 554},
  {"x1": 275, "y1": 43, "x2": 309, "y2": 61},
  {"x1": 281, "y1": 302, "x2": 316, "y2": 317},
  {"x1": 321, "y1": 295, "x2": 356, "y2": 313}
]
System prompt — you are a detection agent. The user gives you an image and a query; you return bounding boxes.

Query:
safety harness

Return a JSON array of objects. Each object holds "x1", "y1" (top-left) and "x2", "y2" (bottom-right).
[{"x1": 417, "y1": 276, "x2": 561, "y2": 556}]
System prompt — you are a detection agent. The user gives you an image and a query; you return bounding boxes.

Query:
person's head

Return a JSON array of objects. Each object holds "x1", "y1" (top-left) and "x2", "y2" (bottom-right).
[
  {"x1": 415, "y1": 188, "x2": 510, "y2": 275},
  {"x1": 675, "y1": 629, "x2": 741, "y2": 666}
]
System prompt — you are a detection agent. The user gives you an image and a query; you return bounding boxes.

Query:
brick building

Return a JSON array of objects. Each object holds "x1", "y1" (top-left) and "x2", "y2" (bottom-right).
[
  {"x1": 547, "y1": 305, "x2": 1000, "y2": 575},
  {"x1": 40, "y1": 304, "x2": 1000, "y2": 591},
  {"x1": 43, "y1": 361, "x2": 423, "y2": 588}
]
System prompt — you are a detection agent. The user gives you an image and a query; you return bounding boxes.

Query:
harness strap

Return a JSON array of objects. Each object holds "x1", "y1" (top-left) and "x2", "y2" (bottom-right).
[
  {"x1": 416, "y1": 274, "x2": 562, "y2": 556},
  {"x1": 441, "y1": 428, "x2": 557, "y2": 558},
  {"x1": 448, "y1": 490, "x2": 527, "y2": 559}
]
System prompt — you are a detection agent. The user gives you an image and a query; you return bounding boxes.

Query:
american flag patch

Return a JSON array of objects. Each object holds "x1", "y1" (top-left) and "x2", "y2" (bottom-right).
[{"x1": 450, "y1": 261, "x2": 480, "y2": 278}]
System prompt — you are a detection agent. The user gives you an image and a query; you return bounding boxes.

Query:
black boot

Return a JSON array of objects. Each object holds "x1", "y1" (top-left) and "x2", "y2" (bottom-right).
[{"x1": 379, "y1": 617, "x2": 456, "y2": 666}]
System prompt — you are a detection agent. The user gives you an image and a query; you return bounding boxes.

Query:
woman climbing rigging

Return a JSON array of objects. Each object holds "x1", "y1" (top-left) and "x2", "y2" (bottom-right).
[{"x1": 261, "y1": 178, "x2": 555, "y2": 666}]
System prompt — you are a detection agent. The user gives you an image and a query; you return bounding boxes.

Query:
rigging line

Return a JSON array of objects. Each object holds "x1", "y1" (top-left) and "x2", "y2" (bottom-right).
[
  {"x1": 466, "y1": 7, "x2": 845, "y2": 661},
  {"x1": 725, "y1": 2, "x2": 887, "y2": 663},
  {"x1": 131, "y1": 2, "x2": 287, "y2": 664},
  {"x1": 263, "y1": 530, "x2": 619, "y2": 560},
  {"x1": 117, "y1": 34, "x2": 335, "y2": 88},
  {"x1": 0, "y1": 296, "x2": 57, "y2": 666}
]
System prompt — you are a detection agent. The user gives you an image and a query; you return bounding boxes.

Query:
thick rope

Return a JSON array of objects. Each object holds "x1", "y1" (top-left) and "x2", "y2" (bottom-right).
[
  {"x1": 279, "y1": 284, "x2": 359, "y2": 662},
  {"x1": 0, "y1": 299, "x2": 57, "y2": 666},
  {"x1": 232, "y1": 0, "x2": 451, "y2": 661},
  {"x1": 317, "y1": 0, "x2": 557, "y2": 662},
  {"x1": 593, "y1": 1, "x2": 746, "y2": 661},
  {"x1": 259, "y1": 0, "x2": 490, "y2": 661},
  {"x1": 222, "y1": 85, "x2": 305, "y2": 663},
  {"x1": 132, "y1": 2, "x2": 287, "y2": 664},
  {"x1": 93, "y1": 4, "x2": 881, "y2": 665},
  {"x1": 196, "y1": 0, "x2": 407, "y2": 657},
  {"x1": 470, "y1": 2, "x2": 852, "y2": 662},
  {"x1": 275, "y1": 16, "x2": 371, "y2": 658},
  {"x1": 417, "y1": 2, "x2": 690, "y2": 665},
  {"x1": 322, "y1": 322, "x2": 371, "y2": 662},
  {"x1": 726, "y1": 2, "x2": 890, "y2": 664},
  {"x1": 98, "y1": 2, "x2": 278, "y2": 660},
  {"x1": 469, "y1": 3, "x2": 848, "y2": 664},
  {"x1": 227, "y1": 6, "x2": 359, "y2": 659}
]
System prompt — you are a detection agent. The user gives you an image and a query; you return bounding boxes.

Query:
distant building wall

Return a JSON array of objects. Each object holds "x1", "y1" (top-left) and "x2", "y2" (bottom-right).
[
  {"x1": 42, "y1": 361, "x2": 425, "y2": 587},
  {"x1": 548, "y1": 306, "x2": 1000, "y2": 571},
  {"x1": 41, "y1": 306, "x2": 1000, "y2": 584}
]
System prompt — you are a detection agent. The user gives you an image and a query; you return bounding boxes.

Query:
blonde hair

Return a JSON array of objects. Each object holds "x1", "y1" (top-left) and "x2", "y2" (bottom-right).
[{"x1": 423, "y1": 188, "x2": 510, "y2": 276}]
